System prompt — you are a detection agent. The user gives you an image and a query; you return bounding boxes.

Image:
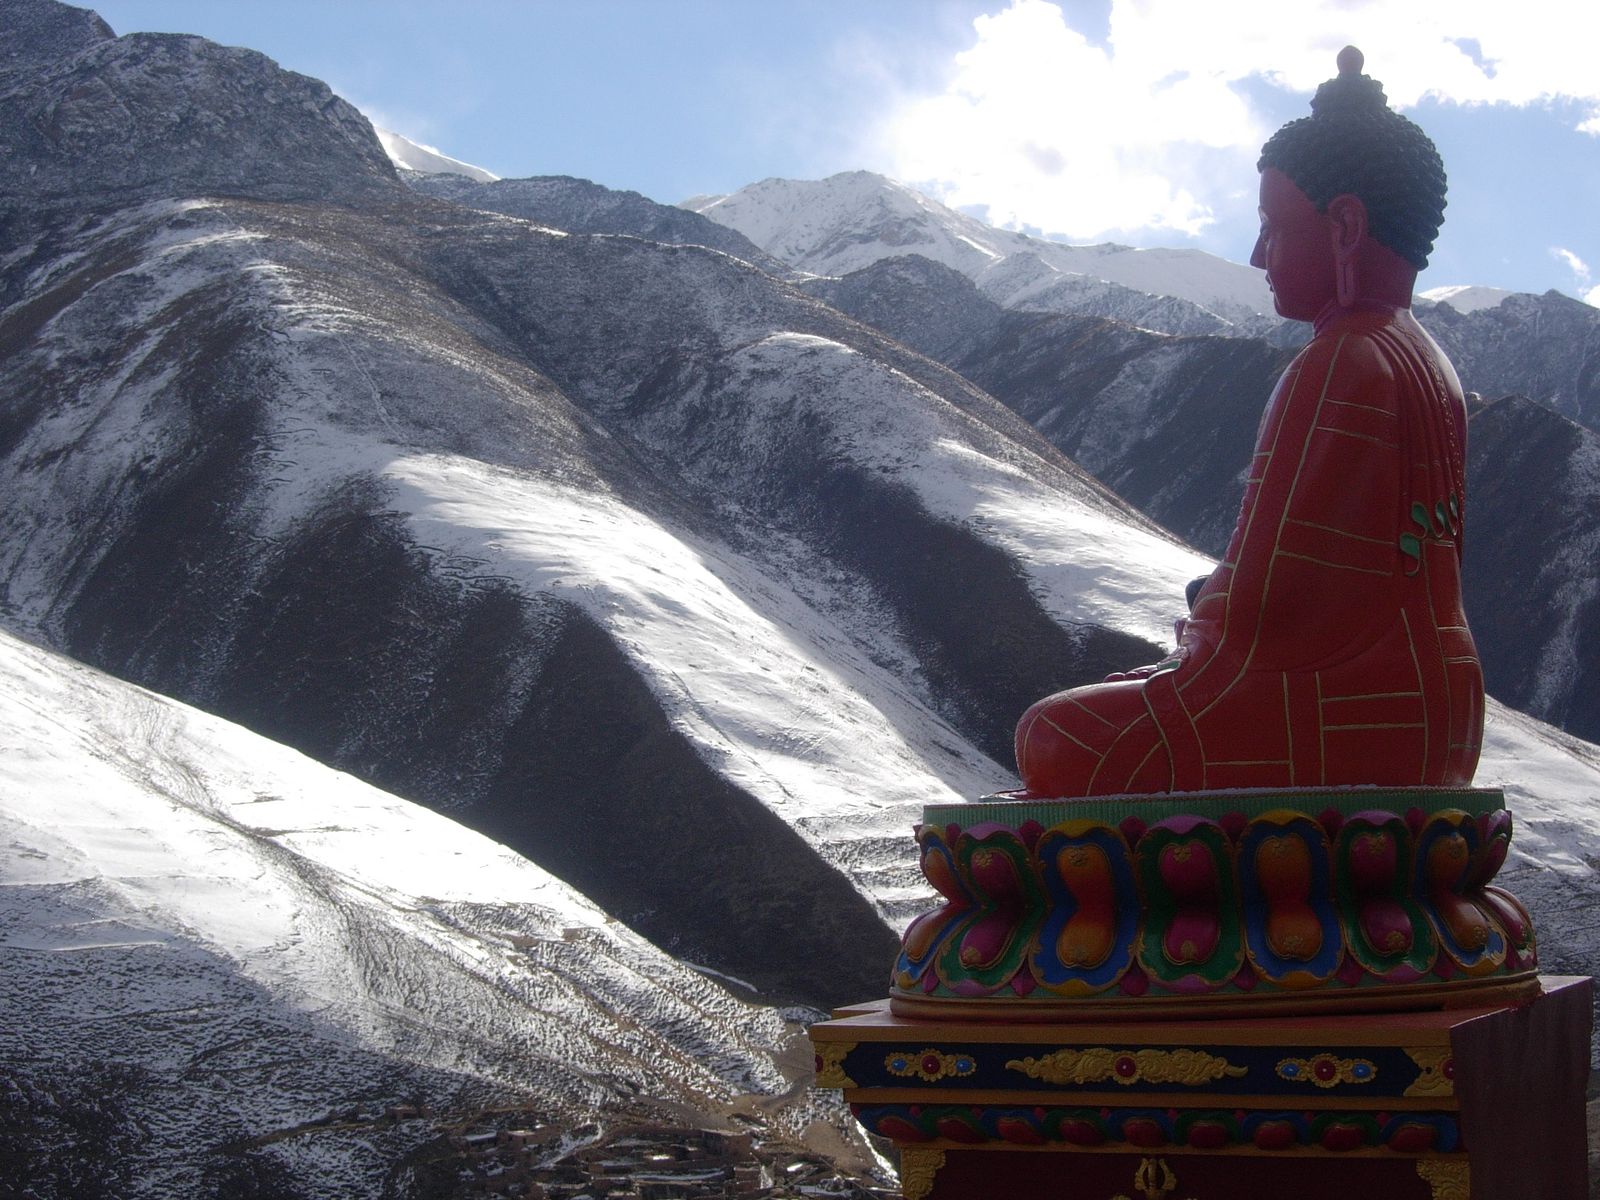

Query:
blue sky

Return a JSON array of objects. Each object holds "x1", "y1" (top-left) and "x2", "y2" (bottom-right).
[{"x1": 89, "y1": 0, "x2": 1600, "y2": 302}]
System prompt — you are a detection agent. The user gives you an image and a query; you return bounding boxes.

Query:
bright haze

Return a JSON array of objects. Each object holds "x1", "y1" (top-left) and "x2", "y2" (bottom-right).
[{"x1": 89, "y1": 0, "x2": 1600, "y2": 303}]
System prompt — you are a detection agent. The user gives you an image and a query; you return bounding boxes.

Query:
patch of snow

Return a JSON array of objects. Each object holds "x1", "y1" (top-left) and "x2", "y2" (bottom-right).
[
  {"x1": 1419, "y1": 285, "x2": 1518, "y2": 314},
  {"x1": 374, "y1": 127, "x2": 498, "y2": 183}
]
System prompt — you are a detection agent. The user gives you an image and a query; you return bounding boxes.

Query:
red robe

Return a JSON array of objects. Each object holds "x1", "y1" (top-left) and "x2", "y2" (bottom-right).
[{"x1": 1016, "y1": 306, "x2": 1483, "y2": 796}]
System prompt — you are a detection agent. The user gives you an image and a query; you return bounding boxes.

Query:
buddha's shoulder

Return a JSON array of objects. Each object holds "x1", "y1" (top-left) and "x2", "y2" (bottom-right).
[{"x1": 1295, "y1": 311, "x2": 1416, "y2": 382}]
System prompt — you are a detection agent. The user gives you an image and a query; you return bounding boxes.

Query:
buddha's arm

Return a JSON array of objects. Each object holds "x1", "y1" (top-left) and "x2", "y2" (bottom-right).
[{"x1": 1222, "y1": 330, "x2": 1403, "y2": 673}]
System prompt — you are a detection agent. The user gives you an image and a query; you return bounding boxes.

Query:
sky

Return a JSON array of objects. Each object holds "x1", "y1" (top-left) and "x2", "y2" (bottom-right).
[{"x1": 89, "y1": 0, "x2": 1600, "y2": 303}]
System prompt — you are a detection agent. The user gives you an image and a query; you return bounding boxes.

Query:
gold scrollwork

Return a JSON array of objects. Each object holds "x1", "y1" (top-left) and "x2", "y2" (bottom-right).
[
  {"x1": 899, "y1": 1147, "x2": 945, "y2": 1200},
  {"x1": 1416, "y1": 1158, "x2": 1470, "y2": 1200},
  {"x1": 1275, "y1": 1054, "x2": 1377, "y2": 1088},
  {"x1": 1007, "y1": 1047, "x2": 1246, "y2": 1087},
  {"x1": 813, "y1": 1040, "x2": 856, "y2": 1088},
  {"x1": 1404, "y1": 1046, "x2": 1455, "y2": 1098},
  {"x1": 885, "y1": 1048, "x2": 978, "y2": 1082}
]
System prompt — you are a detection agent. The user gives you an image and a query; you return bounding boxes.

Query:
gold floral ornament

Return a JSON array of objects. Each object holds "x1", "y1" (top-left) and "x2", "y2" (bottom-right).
[
  {"x1": 1415, "y1": 1159, "x2": 1469, "y2": 1199},
  {"x1": 1276, "y1": 1054, "x2": 1376, "y2": 1087},
  {"x1": 1006, "y1": 1047, "x2": 1246, "y2": 1087},
  {"x1": 886, "y1": 1048, "x2": 978, "y2": 1082},
  {"x1": 813, "y1": 1041, "x2": 856, "y2": 1088},
  {"x1": 1404, "y1": 1046, "x2": 1455, "y2": 1097},
  {"x1": 899, "y1": 1148, "x2": 946, "y2": 1200}
]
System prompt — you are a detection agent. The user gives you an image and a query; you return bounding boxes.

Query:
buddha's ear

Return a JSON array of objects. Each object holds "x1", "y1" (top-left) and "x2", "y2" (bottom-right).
[
  {"x1": 1326, "y1": 194, "x2": 1368, "y2": 258},
  {"x1": 1327, "y1": 194, "x2": 1368, "y2": 306}
]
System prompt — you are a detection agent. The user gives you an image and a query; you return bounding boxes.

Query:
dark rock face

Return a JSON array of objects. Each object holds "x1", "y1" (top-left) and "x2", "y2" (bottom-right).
[
  {"x1": 1420, "y1": 292, "x2": 1600, "y2": 434},
  {"x1": 799, "y1": 254, "x2": 1005, "y2": 362},
  {"x1": 407, "y1": 172, "x2": 792, "y2": 276},
  {"x1": 808, "y1": 260, "x2": 1291, "y2": 558},
  {"x1": 472, "y1": 609, "x2": 898, "y2": 1004},
  {"x1": 790, "y1": 464, "x2": 1155, "y2": 766},
  {"x1": 0, "y1": 2, "x2": 398, "y2": 209},
  {"x1": 951, "y1": 312, "x2": 1294, "y2": 558},
  {"x1": 1461, "y1": 396, "x2": 1600, "y2": 743},
  {"x1": 0, "y1": 0, "x2": 112, "y2": 67}
]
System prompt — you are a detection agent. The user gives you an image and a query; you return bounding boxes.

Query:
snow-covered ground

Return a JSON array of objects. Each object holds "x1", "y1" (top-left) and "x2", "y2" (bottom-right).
[
  {"x1": 0, "y1": 627, "x2": 794, "y2": 1095},
  {"x1": 0, "y1": 627, "x2": 856, "y2": 1192},
  {"x1": 1476, "y1": 699, "x2": 1600, "y2": 980}
]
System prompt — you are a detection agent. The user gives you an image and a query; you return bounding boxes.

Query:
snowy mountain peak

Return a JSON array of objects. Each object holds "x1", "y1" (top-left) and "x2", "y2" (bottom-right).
[
  {"x1": 1420, "y1": 284, "x2": 1518, "y2": 314},
  {"x1": 376, "y1": 126, "x2": 498, "y2": 182},
  {"x1": 686, "y1": 170, "x2": 1019, "y2": 277},
  {"x1": 687, "y1": 170, "x2": 1276, "y2": 335}
]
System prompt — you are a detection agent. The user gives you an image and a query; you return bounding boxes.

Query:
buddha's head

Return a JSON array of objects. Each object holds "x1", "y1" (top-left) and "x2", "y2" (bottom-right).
[{"x1": 1251, "y1": 47, "x2": 1447, "y2": 323}]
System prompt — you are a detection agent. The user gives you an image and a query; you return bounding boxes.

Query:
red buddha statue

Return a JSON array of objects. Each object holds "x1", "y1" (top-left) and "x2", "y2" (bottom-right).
[{"x1": 1017, "y1": 47, "x2": 1482, "y2": 798}]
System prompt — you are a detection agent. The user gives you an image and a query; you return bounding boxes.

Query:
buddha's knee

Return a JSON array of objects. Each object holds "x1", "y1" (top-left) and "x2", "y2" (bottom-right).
[{"x1": 1014, "y1": 681, "x2": 1148, "y2": 797}]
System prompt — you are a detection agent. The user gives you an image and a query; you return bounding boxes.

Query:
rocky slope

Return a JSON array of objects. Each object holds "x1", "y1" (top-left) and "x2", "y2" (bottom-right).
[
  {"x1": 0, "y1": 0, "x2": 396, "y2": 208},
  {"x1": 1421, "y1": 290, "x2": 1600, "y2": 434},
  {"x1": 1463, "y1": 395, "x2": 1600, "y2": 742}
]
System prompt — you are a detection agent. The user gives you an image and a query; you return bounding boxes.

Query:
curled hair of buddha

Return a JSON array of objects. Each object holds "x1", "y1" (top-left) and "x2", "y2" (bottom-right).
[{"x1": 1258, "y1": 46, "x2": 1447, "y2": 269}]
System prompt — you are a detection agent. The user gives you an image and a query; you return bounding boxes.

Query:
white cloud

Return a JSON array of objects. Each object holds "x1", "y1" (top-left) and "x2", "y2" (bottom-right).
[
  {"x1": 1553, "y1": 247, "x2": 1591, "y2": 283},
  {"x1": 871, "y1": 0, "x2": 1600, "y2": 242},
  {"x1": 1585, "y1": 284, "x2": 1600, "y2": 308}
]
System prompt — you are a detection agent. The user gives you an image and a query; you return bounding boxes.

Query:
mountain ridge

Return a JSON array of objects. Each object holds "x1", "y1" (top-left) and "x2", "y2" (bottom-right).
[{"x1": 685, "y1": 170, "x2": 1278, "y2": 336}]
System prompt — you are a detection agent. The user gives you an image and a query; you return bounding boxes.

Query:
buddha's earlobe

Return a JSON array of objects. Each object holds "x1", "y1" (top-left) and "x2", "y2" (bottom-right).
[
  {"x1": 1335, "y1": 247, "x2": 1358, "y2": 307},
  {"x1": 1327, "y1": 194, "x2": 1368, "y2": 308}
]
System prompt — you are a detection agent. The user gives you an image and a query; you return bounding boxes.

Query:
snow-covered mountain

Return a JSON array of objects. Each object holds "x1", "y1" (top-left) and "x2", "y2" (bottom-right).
[
  {"x1": 684, "y1": 171, "x2": 1278, "y2": 336},
  {"x1": 1, "y1": 0, "x2": 1201, "y2": 1010},
  {"x1": 0, "y1": 628, "x2": 851, "y2": 1195}
]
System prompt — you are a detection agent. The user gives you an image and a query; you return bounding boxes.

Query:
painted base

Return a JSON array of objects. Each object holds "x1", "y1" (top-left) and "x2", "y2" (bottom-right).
[
  {"x1": 898, "y1": 1148, "x2": 1465, "y2": 1200},
  {"x1": 811, "y1": 976, "x2": 1592, "y2": 1200}
]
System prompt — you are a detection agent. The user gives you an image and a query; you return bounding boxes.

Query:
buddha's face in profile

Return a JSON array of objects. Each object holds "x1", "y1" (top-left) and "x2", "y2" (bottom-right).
[{"x1": 1250, "y1": 166, "x2": 1338, "y2": 322}]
